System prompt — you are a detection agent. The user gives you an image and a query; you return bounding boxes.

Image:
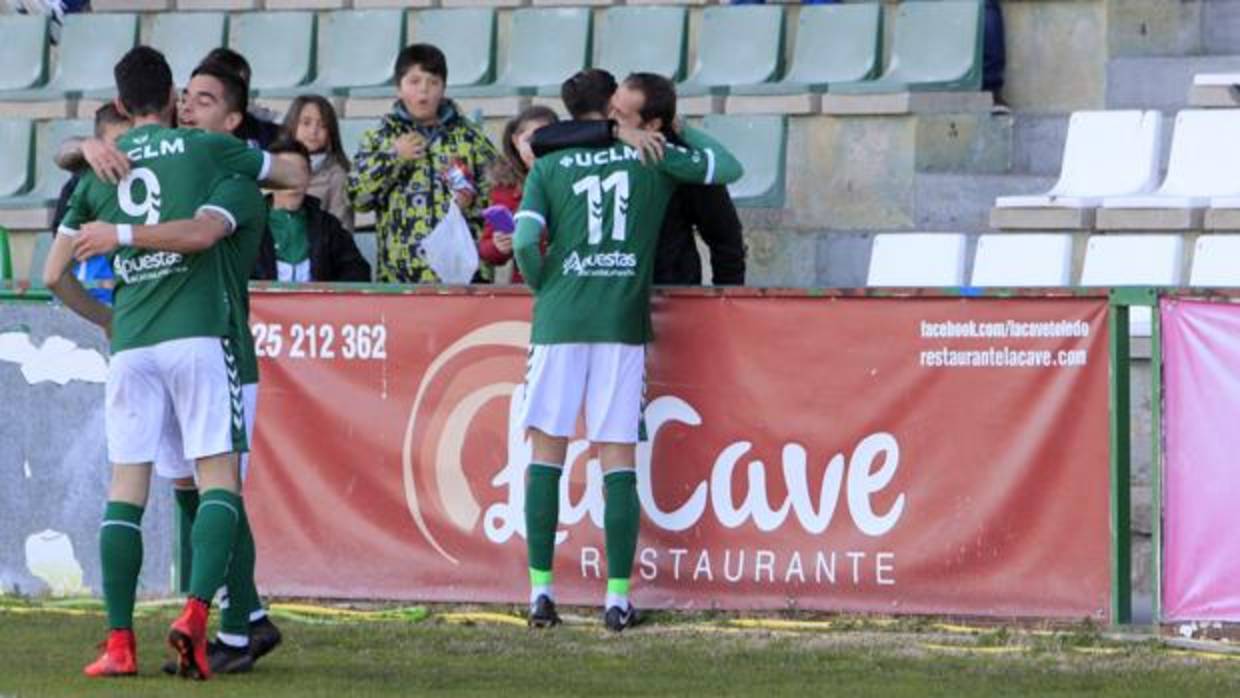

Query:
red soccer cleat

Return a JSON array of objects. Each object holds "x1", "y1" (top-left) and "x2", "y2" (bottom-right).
[
  {"x1": 168, "y1": 597, "x2": 212, "y2": 680},
  {"x1": 84, "y1": 628, "x2": 137, "y2": 678}
]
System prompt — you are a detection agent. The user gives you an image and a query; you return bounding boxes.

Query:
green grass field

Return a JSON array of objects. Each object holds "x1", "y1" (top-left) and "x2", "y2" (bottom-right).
[{"x1": 2, "y1": 601, "x2": 1240, "y2": 697}]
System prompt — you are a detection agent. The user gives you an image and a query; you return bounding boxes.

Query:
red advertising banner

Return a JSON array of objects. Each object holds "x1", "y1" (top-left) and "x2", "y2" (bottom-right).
[{"x1": 247, "y1": 291, "x2": 1111, "y2": 619}]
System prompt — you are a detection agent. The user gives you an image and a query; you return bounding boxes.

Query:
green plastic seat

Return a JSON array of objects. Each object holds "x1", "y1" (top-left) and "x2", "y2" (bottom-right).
[
  {"x1": 0, "y1": 227, "x2": 12, "y2": 282},
  {"x1": 28, "y1": 232, "x2": 53, "y2": 289},
  {"x1": 832, "y1": 0, "x2": 983, "y2": 94},
  {"x1": 339, "y1": 118, "x2": 380, "y2": 163},
  {"x1": 2, "y1": 14, "x2": 137, "y2": 100},
  {"x1": 731, "y1": 3, "x2": 881, "y2": 97},
  {"x1": 451, "y1": 8, "x2": 590, "y2": 99},
  {"x1": 353, "y1": 231, "x2": 377, "y2": 278},
  {"x1": 597, "y1": 7, "x2": 687, "y2": 82},
  {"x1": 150, "y1": 13, "x2": 228, "y2": 87},
  {"x1": 0, "y1": 120, "x2": 34, "y2": 199},
  {"x1": 701, "y1": 114, "x2": 786, "y2": 208},
  {"x1": 0, "y1": 15, "x2": 49, "y2": 92},
  {"x1": 678, "y1": 6, "x2": 784, "y2": 97},
  {"x1": 262, "y1": 10, "x2": 405, "y2": 98},
  {"x1": 229, "y1": 12, "x2": 317, "y2": 92},
  {"x1": 0, "y1": 120, "x2": 93, "y2": 210}
]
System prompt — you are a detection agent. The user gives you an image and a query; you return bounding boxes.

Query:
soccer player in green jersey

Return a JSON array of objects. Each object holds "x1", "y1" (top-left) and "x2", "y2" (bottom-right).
[
  {"x1": 512, "y1": 70, "x2": 743, "y2": 631},
  {"x1": 42, "y1": 47, "x2": 306, "y2": 680},
  {"x1": 70, "y1": 60, "x2": 283, "y2": 676}
]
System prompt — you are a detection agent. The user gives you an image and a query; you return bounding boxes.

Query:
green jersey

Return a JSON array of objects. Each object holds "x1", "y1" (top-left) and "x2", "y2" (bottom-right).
[
  {"x1": 203, "y1": 175, "x2": 269, "y2": 385},
  {"x1": 516, "y1": 127, "x2": 742, "y2": 344},
  {"x1": 59, "y1": 124, "x2": 269, "y2": 353}
]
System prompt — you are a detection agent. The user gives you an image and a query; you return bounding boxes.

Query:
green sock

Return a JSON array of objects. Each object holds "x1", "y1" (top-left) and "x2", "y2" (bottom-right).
[
  {"x1": 525, "y1": 463, "x2": 562, "y2": 586},
  {"x1": 174, "y1": 487, "x2": 199, "y2": 588},
  {"x1": 220, "y1": 507, "x2": 260, "y2": 637},
  {"x1": 188, "y1": 489, "x2": 242, "y2": 602},
  {"x1": 605, "y1": 470, "x2": 640, "y2": 602},
  {"x1": 100, "y1": 501, "x2": 144, "y2": 630}
]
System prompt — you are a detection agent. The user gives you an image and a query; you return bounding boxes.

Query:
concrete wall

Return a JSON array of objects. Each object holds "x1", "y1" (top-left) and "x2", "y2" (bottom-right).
[{"x1": 0, "y1": 303, "x2": 174, "y2": 598}]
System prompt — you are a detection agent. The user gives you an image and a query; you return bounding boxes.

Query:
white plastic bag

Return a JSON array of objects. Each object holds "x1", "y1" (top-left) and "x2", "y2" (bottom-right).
[{"x1": 421, "y1": 201, "x2": 480, "y2": 284}]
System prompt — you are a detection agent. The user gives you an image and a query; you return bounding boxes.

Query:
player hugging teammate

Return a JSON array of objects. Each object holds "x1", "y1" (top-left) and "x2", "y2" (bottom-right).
[{"x1": 513, "y1": 69, "x2": 743, "y2": 630}]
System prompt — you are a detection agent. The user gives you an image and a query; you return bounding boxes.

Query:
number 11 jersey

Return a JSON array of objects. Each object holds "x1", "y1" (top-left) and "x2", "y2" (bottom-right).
[
  {"x1": 59, "y1": 124, "x2": 269, "y2": 354},
  {"x1": 517, "y1": 132, "x2": 735, "y2": 345}
]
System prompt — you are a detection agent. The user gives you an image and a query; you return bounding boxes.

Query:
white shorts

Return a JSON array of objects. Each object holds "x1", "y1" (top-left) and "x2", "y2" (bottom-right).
[
  {"x1": 106, "y1": 336, "x2": 245, "y2": 466},
  {"x1": 518, "y1": 343, "x2": 646, "y2": 444},
  {"x1": 156, "y1": 383, "x2": 258, "y2": 482}
]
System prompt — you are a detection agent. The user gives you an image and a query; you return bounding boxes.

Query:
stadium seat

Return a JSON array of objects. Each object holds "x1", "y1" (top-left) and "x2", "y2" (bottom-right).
[
  {"x1": 229, "y1": 12, "x2": 317, "y2": 92},
  {"x1": 867, "y1": 233, "x2": 968, "y2": 287},
  {"x1": 1080, "y1": 234, "x2": 1183, "y2": 335},
  {"x1": 0, "y1": 120, "x2": 93, "y2": 230},
  {"x1": 0, "y1": 15, "x2": 49, "y2": 93},
  {"x1": 261, "y1": 10, "x2": 404, "y2": 97},
  {"x1": 729, "y1": 3, "x2": 881, "y2": 100},
  {"x1": 970, "y1": 234, "x2": 1073, "y2": 287},
  {"x1": 0, "y1": 14, "x2": 137, "y2": 105},
  {"x1": 415, "y1": 9, "x2": 497, "y2": 89},
  {"x1": 1189, "y1": 72, "x2": 1240, "y2": 108},
  {"x1": 28, "y1": 231, "x2": 53, "y2": 289},
  {"x1": 701, "y1": 114, "x2": 786, "y2": 208},
  {"x1": 1190, "y1": 236, "x2": 1240, "y2": 287},
  {"x1": 678, "y1": 6, "x2": 784, "y2": 98},
  {"x1": 991, "y1": 111, "x2": 1163, "y2": 230},
  {"x1": 340, "y1": 118, "x2": 381, "y2": 162},
  {"x1": 0, "y1": 227, "x2": 11, "y2": 282},
  {"x1": 150, "y1": 13, "x2": 228, "y2": 88},
  {"x1": 0, "y1": 120, "x2": 34, "y2": 199},
  {"x1": 596, "y1": 7, "x2": 688, "y2": 81},
  {"x1": 354, "y1": 231, "x2": 377, "y2": 278},
  {"x1": 831, "y1": 0, "x2": 983, "y2": 94},
  {"x1": 1099, "y1": 110, "x2": 1240, "y2": 230},
  {"x1": 450, "y1": 8, "x2": 590, "y2": 99}
]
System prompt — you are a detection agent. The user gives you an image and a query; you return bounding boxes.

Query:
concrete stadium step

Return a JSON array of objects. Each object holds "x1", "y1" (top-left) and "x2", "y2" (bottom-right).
[
  {"x1": 913, "y1": 173, "x2": 1057, "y2": 233},
  {"x1": 1010, "y1": 113, "x2": 1070, "y2": 177},
  {"x1": 1107, "y1": 54, "x2": 1240, "y2": 111},
  {"x1": 1205, "y1": 0, "x2": 1240, "y2": 55}
]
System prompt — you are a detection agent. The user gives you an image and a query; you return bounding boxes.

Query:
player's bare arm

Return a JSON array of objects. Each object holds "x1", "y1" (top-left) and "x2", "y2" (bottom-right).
[
  {"x1": 73, "y1": 211, "x2": 233, "y2": 260},
  {"x1": 57, "y1": 137, "x2": 132, "y2": 184},
  {"x1": 42, "y1": 233, "x2": 113, "y2": 333}
]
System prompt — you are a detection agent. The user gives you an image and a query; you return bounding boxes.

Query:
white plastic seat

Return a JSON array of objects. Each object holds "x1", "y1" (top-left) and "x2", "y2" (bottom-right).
[
  {"x1": 1190, "y1": 236, "x2": 1240, "y2": 286},
  {"x1": 1194, "y1": 73, "x2": 1240, "y2": 87},
  {"x1": 1080, "y1": 234, "x2": 1184, "y2": 335},
  {"x1": 970, "y1": 234, "x2": 1073, "y2": 287},
  {"x1": 996, "y1": 111, "x2": 1162, "y2": 209},
  {"x1": 867, "y1": 233, "x2": 967, "y2": 287},
  {"x1": 1103, "y1": 110, "x2": 1240, "y2": 210}
]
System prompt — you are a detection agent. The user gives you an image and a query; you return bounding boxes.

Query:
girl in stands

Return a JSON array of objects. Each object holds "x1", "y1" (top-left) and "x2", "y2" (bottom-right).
[
  {"x1": 282, "y1": 95, "x2": 354, "y2": 232},
  {"x1": 480, "y1": 106, "x2": 558, "y2": 283}
]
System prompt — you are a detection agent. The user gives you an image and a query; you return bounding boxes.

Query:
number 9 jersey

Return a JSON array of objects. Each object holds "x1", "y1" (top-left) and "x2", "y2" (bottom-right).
[
  {"x1": 515, "y1": 127, "x2": 743, "y2": 346},
  {"x1": 58, "y1": 124, "x2": 270, "y2": 354}
]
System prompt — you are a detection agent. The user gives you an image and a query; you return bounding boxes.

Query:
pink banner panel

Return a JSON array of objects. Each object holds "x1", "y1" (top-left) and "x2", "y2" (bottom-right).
[{"x1": 1162, "y1": 299, "x2": 1240, "y2": 621}]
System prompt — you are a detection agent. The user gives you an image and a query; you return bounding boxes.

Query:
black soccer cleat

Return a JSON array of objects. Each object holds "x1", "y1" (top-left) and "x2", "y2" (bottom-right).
[
  {"x1": 248, "y1": 617, "x2": 283, "y2": 662},
  {"x1": 207, "y1": 640, "x2": 255, "y2": 674},
  {"x1": 603, "y1": 604, "x2": 640, "y2": 633},
  {"x1": 528, "y1": 595, "x2": 562, "y2": 629}
]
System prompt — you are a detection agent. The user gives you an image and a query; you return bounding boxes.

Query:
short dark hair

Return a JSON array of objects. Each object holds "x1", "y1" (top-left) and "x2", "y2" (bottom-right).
[
  {"x1": 201, "y1": 48, "x2": 252, "y2": 88},
  {"x1": 114, "y1": 46, "x2": 173, "y2": 117},
  {"x1": 268, "y1": 135, "x2": 311, "y2": 165},
  {"x1": 623, "y1": 72, "x2": 677, "y2": 132},
  {"x1": 561, "y1": 69, "x2": 617, "y2": 120},
  {"x1": 93, "y1": 103, "x2": 129, "y2": 136},
  {"x1": 395, "y1": 44, "x2": 448, "y2": 84},
  {"x1": 190, "y1": 61, "x2": 250, "y2": 117}
]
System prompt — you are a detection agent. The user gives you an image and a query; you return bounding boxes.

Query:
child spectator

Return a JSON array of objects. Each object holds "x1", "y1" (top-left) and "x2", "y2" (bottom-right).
[
  {"x1": 347, "y1": 43, "x2": 498, "y2": 284},
  {"x1": 282, "y1": 95, "x2": 354, "y2": 232},
  {"x1": 480, "y1": 106, "x2": 557, "y2": 283},
  {"x1": 50, "y1": 103, "x2": 130, "y2": 303},
  {"x1": 258, "y1": 138, "x2": 371, "y2": 283}
]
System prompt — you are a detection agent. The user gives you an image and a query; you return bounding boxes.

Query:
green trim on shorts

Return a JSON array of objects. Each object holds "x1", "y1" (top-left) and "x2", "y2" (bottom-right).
[{"x1": 222, "y1": 338, "x2": 247, "y2": 452}]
